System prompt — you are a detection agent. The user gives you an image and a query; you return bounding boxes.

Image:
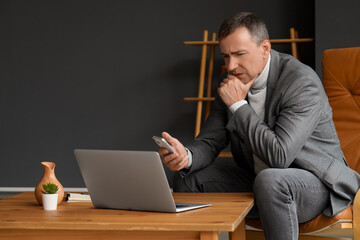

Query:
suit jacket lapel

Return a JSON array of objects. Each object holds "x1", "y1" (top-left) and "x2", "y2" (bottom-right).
[{"x1": 264, "y1": 50, "x2": 280, "y2": 126}]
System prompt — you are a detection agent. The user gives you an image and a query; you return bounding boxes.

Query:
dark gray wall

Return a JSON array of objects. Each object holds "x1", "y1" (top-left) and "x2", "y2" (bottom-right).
[
  {"x1": 0, "y1": 0, "x2": 315, "y2": 188},
  {"x1": 315, "y1": 0, "x2": 360, "y2": 77}
]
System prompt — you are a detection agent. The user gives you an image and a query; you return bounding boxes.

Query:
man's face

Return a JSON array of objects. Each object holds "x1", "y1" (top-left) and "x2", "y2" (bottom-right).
[{"x1": 219, "y1": 27, "x2": 270, "y2": 84}]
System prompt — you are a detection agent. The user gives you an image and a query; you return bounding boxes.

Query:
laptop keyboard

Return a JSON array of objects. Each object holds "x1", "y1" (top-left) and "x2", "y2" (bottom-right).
[{"x1": 175, "y1": 203, "x2": 192, "y2": 208}]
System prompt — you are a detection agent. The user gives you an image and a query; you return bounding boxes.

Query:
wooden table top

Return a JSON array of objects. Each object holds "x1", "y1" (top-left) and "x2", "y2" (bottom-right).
[{"x1": 0, "y1": 192, "x2": 254, "y2": 233}]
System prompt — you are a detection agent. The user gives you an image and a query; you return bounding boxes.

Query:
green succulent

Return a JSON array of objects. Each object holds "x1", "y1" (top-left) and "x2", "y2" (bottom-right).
[{"x1": 41, "y1": 183, "x2": 59, "y2": 194}]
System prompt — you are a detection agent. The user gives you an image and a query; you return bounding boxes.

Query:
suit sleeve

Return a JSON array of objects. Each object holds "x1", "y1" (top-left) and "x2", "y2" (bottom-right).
[
  {"x1": 186, "y1": 92, "x2": 230, "y2": 173},
  {"x1": 226, "y1": 75, "x2": 323, "y2": 168}
]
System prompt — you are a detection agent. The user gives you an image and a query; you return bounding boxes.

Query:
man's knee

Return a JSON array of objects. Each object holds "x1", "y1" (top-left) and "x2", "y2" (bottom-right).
[{"x1": 253, "y1": 169, "x2": 288, "y2": 200}]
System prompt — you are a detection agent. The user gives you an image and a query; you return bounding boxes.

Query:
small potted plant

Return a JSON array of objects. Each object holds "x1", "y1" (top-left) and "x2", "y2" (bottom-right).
[{"x1": 41, "y1": 183, "x2": 59, "y2": 210}]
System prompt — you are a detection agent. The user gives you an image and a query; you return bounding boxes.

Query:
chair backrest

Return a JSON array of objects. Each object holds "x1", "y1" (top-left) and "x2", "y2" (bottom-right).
[{"x1": 322, "y1": 47, "x2": 360, "y2": 174}]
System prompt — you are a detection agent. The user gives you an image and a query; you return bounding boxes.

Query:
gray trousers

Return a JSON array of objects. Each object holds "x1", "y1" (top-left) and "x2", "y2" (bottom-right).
[{"x1": 173, "y1": 162, "x2": 330, "y2": 240}]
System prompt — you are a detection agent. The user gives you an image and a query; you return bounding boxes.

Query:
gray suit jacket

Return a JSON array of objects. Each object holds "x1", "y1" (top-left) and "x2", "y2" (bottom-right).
[{"x1": 186, "y1": 50, "x2": 360, "y2": 217}]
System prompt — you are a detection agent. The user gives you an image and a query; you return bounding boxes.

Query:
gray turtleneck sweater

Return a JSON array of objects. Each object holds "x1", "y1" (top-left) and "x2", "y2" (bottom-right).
[{"x1": 229, "y1": 54, "x2": 271, "y2": 174}]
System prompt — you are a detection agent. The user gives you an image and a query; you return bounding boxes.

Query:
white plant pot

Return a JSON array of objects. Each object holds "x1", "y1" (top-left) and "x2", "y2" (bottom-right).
[{"x1": 42, "y1": 193, "x2": 58, "y2": 210}]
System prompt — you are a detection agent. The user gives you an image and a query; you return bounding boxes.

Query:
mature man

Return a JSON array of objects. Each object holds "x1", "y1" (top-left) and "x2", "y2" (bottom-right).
[{"x1": 158, "y1": 12, "x2": 360, "y2": 240}]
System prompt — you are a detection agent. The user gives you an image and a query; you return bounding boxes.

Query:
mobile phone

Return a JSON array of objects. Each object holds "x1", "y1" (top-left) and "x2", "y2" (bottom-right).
[{"x1": 152, "y1": 136, "x2": 175, "y2": 153}]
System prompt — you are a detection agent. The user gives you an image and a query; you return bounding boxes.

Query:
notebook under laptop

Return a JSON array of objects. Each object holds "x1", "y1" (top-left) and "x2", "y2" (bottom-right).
[{"x1": 74, "y1": 149, "x2": 211, "y2": 213}]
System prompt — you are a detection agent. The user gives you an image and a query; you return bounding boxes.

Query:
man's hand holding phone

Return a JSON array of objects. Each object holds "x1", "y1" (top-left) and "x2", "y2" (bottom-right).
[{"x1": 154, "y1": 132, "x2": 189, "y2": 171}]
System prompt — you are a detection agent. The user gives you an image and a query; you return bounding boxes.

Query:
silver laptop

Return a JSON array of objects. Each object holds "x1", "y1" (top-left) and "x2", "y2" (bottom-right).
[{"x1": 74, "y1": 149, "x2": 210, "y2": 213}]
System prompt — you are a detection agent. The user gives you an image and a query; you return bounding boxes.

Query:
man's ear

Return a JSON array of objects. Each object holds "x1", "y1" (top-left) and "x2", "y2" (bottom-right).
[{"x1": 261, "y1": 40, "x2": 271, "y2": 55}]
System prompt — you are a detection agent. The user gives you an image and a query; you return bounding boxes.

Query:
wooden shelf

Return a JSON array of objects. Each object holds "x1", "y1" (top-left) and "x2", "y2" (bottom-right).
[
  {"x1": 219, "y1": 151, "x2": 233, "y2": 158},
  {"x1": 184, "y1": 41, "x2": 219, "y2": 45},
  {"x1": 270, "y1": 38, "x2": 313, "y2": 43},
  {"x1": 184, "y1": 97, "x2": 215, "y2": 101}
]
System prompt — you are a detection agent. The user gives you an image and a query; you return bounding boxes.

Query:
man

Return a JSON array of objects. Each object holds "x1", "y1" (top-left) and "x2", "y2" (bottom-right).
[{"x1": 158, "y1": 12, "x2": 360, "y2": 240}]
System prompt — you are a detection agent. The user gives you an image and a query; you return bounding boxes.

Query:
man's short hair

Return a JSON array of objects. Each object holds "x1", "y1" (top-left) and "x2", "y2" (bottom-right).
[{"x1": 218, "y1": 12, "x2": 269, "y2": 46}]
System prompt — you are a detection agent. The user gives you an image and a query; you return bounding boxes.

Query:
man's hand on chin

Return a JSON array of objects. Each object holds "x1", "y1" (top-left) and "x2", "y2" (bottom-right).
[{"x1": 218, "y1": 74, "x2": 256, "y2": 107}]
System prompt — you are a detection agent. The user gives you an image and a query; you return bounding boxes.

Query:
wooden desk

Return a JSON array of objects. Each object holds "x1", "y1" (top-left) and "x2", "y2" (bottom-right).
[{"x1": 0, "y1": 192, "x2": 254, "y2": 240}]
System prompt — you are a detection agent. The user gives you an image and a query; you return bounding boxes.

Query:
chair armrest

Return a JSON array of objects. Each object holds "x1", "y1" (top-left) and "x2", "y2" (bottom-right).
[{"x1": 354, "y1": 189, "x2": 360, "y2": 240}]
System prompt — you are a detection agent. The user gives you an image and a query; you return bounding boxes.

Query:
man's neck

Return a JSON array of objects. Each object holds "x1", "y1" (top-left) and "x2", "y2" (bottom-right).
[{"x1": 251, "y1": 53, "x2": 271, "y2": 93}]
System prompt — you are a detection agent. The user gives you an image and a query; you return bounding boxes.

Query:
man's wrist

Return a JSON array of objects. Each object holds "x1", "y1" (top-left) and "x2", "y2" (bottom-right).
[
  {"x1": 229, "y1": 100, "x2": 248, "y2": 113},
  {"x1": 185, "y1": 147, "x2": 192, "y2": 169}
]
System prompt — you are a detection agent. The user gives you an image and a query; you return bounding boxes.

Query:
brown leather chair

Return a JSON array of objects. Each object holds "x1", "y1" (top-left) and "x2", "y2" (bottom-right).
[{"x1": 243, "y1": 47, "x2": 360, "y2": 240}]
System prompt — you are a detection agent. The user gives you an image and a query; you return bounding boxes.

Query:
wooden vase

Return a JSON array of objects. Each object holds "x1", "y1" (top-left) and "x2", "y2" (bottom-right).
[{"x1": 34, "y1": 162, "x2": 64, "y2": 205}]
